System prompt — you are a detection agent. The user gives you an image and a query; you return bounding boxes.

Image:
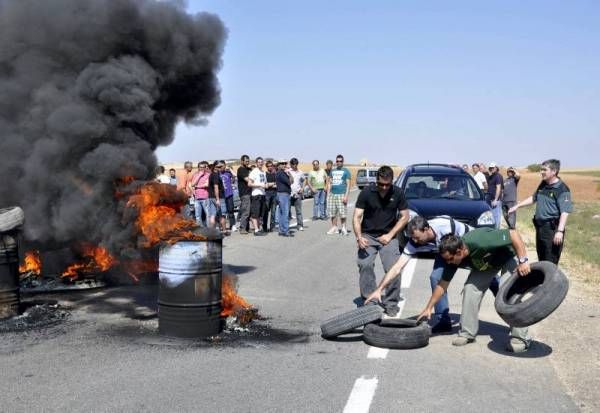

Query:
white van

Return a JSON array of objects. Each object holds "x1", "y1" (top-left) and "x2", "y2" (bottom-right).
[{"x1": 356, "y1": 167, "x2": 379, "y2": 189}]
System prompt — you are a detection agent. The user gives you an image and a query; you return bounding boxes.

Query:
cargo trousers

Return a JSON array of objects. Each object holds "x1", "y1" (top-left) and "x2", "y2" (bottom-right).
[
  {"x1": 458, "y1": 257, "x2": 529, "y2": 341},
  {"x1": 357, "y1": 234, "x2": 401, "y2": 314}
]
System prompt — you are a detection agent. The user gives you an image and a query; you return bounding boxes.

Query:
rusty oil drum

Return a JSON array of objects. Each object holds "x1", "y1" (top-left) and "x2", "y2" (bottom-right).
[
  {"x1": 0, "y1": 233, "x2": 19, "y2": 319},
  {"x1": 158, "y1": 237, "x2": 223, "y2": 338}
]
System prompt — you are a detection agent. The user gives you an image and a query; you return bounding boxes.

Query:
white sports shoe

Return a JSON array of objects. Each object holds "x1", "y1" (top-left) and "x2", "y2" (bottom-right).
[
  {"x1": 298, "y1": 226, "x2": 304, "y2": 231},
  {"x1": 327, "y1": 226, "x2": 339, "y2": 235},
  {"x1": 341, "y1": 227, "x2": 349, "y2": 236},
  {"x1": 230, "y1": 225, "x2": 237, "y2": 232}
]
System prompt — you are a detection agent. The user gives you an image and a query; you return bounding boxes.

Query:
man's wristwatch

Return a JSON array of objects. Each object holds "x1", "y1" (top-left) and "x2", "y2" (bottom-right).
[{"x1": 518, "y1": 256, "x2": 529, "y2": 264}]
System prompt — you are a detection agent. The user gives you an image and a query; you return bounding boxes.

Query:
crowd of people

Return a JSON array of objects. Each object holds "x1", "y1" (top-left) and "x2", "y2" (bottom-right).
[
  {"x1": 158, "y1": 156, "x2": 573, "y2": 354},
  {"x1": 155, "y1": 154, "x2": 355, "y2": 237}
]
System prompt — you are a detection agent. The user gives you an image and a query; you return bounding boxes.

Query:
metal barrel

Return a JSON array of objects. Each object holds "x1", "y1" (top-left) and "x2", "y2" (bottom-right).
[
  {"x1": 158, "y1": 238, "x2": 223, "y2": 338},
  {"x1": 0, "y1": 234, "x2": 19, "y2": 319}
]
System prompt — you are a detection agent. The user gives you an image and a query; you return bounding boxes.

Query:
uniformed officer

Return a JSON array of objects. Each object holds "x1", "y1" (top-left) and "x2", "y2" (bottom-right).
[{"x1": 508, "y1": 159, "x2": 573, "y2": 264}]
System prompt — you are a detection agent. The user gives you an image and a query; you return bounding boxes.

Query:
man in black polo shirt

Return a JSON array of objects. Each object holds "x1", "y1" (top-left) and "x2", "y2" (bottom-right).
[
  {"x1": 353, "y1": 166, "x2": 409, "y2": 316},
  {"x1": 509, "y1": 159, "x2": 573, "y2": 264}
]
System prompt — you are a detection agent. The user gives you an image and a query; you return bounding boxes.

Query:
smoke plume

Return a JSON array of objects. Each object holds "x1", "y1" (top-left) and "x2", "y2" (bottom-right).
[{"x1": 0, "y1": 0, "x2": 226, "y2": 252}]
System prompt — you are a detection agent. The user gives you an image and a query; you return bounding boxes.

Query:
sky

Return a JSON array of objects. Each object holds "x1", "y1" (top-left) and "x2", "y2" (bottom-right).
[{"x1": 156, "y1": 0, "x2": 600, "y2": 167}]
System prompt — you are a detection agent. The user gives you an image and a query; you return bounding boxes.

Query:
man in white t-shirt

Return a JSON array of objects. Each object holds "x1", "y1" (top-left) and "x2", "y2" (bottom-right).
[
  {"x1": 248, "y1": 157, "x2": 275, "y2": 236},
  {"x1": 471, "y1": 163, "x2": 488, "y2": 191},
  {"x1": 155, "y1": 166, "x2": 171, "y2": 184},
  {"x1": 288, "y1": 157, "x2": 306, "y2": 231},
  {"x1": 365, "y1": 215, "x2": 472, "y2": 333}
]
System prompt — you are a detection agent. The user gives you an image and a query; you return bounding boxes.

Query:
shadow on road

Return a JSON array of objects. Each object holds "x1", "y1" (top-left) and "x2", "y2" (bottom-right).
[{"x1": 223, "y1": 264, "x2": 257, "y2": 276}]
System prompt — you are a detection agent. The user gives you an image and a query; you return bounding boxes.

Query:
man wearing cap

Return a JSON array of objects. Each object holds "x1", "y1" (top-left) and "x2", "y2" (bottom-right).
[
  {"x1": 509, "y1": 159, "x2": 572, "y2": 264},
  {"x1": 486, "y1": 162, "x2": 503, "y2": 228},
  {"x1": 502, "y1": 167, "x2": 520, "y2": 229}
]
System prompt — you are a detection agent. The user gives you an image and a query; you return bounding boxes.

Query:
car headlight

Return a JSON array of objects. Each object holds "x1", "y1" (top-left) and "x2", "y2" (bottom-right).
[{"x1": 477, "y1": 210, "x2": 495, "y2": 226}]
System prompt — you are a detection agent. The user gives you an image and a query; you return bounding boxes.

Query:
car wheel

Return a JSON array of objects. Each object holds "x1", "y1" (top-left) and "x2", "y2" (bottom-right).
[
  {"x1": 494, "y1": 261, "x2": 569, "y2": 328},
  {"x1": 362, "y1": 320, "x2": 430, "y2": 349},
  {"x1": 320, "y1": 304, "x2": 384, "y2": 339}
]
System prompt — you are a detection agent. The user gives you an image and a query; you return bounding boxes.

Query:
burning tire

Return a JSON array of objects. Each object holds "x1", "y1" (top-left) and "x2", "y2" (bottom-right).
[
  {"x1": 495, "y1": 261, "x2": 569, "y2": 328},
  {"x1": 0, "y1": 207, "x2": 24, "y2": 232},
  {"x1": 320, "y1": 304, "x2": 384, "y2": 339},
  {"x1": 362, "y1": 319, "x2": 430, "y2": 349}
]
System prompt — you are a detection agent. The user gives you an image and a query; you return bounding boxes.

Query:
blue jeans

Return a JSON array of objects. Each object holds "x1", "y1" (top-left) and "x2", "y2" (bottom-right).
[
  {"x1": 313, "y1": 189, "x2": 326, "y2": 218},
  {"x1": 430, "y1": 256, "x2": 451, "y2": 323},
  {"x1": 277, "y1": 192, "x2": 291, "y2": 234},
  {"x1": 194, "y1": 199, "x2": 210, "y2": 227},
  {"x1": 491, "y1": 200, "x2": 502, "y2": 229}
]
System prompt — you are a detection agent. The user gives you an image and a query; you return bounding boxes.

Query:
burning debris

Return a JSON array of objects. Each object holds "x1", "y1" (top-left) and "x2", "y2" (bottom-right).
[
  {"x1": 61, "y1": 243, "x2": 118, "y2": 280},
  {"x1": 0, "y1": 0, "x2": 227, "y2": 254},
  {"x1": 19, "y1": 250, "x2": 41, "y2": 278}
]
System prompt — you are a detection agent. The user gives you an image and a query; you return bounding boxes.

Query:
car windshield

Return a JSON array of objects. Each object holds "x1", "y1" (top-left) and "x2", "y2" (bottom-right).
[
  {"x1": 368, "y1": 170, "x2": 377, "y2": 177},
  {"x1": 404, "y1": 174, "x2": 481, "y2": 200},
  {"x1": 357, "y1": 170, "x2": 366, "y2": 178}
]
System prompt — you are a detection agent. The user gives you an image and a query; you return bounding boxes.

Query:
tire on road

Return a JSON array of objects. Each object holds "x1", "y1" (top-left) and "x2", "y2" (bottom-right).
[
  {"x1": 362, "y1": 320, "x2": 430, "y2": 349},
  {"x1": 0, "y1": 207, "x2": 24, "y2": 232},
  {"x1": 320, "y1": 304, "x2": 384, "y2": 339},
  {"x1": 495, "y1": 261, "x2": 569, "y2": 328}
]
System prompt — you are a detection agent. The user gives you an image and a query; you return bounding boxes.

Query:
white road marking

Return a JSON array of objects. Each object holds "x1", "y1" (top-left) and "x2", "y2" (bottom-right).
[
  {"x1": 343, "y1": 376, "x2": 379, "y2": 413},
  {"x1": 366, "y1": 257, "x2": 418, "y2": 359},
  {"x1": 401, "y1": 257, "x2": 417, "y2": 288}
]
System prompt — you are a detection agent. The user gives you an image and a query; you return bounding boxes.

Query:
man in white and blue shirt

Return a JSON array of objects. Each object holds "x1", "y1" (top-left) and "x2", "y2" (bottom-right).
[{"x1": 366, "y1": 215, "x2": 471, "y2": 332}]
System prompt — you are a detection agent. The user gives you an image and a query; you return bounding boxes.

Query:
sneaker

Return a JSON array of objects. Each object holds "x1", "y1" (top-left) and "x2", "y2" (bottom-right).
[
  {"x1": 298, "y1": 226, "x2": 304, "y2": 231},
  {"x1": 253, "y1": 230, "x2": 265, "y2": 237},
  {"x1": 506, "y1": 337, "x2": 531, "y2": 353},
  {"x1": 311, "y1": 216, "x2": 318, "y2": 221},
  {"x1": 230, "y1": 225, "x2": 237, "y2": 232},
  {"x1": 431, "y1": 318, "x2": 453, "y2": 334},
  {"x1": 452, "y1": 336, "x2": 476, "y2": 346},
  {"x1": 341, "y1": 227, "x2": 349, "y2": 236},
  {"x1": 327, "y1": 227, "x2": 339, "y2": 235}
]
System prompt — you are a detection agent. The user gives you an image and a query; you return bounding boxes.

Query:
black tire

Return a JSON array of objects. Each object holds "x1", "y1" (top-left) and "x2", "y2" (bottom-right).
[
  {"x1": 363, "y1": 321, "x2": 430, "y2": 349},
  {"x1": 495, "y1": 261, "x2": 569, "y2": 328},
  {"x1": 0, "y1": 207, "x2": 24, "y2": 232},
  {"x1": 320, "y1": 304, "x2": 384, "y2": 339}
]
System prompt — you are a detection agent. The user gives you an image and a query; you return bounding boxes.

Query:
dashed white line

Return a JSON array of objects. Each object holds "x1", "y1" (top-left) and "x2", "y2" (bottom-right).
[
  {"x1": 366, "y1": 257, "x2": 417, "y2": 360},
  {"x1": 343, "y1": 376, "x2": 379, "y2": 413}
]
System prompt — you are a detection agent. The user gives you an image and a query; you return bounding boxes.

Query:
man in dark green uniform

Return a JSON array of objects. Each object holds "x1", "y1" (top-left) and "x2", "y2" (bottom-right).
[
  {"x1": 417, "y1": 227, "x2": 532, "y2": 352},
  {"x1": 509, "y1": 159, "x2": 572, "y2": 264}
]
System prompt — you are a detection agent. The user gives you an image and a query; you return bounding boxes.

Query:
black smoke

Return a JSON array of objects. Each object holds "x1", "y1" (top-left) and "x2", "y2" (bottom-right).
[{"x1": 0, "y1": 0, "x2": 226, "y2": 251}]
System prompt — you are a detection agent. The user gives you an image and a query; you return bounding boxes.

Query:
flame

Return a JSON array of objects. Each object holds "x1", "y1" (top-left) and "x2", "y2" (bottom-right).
[
  {"x1": 61, "y1": 243, "x2": 118, "y2": 280},
  {"x1": 19, "y1": 250, "x2": 42, "y2": 275},
  {"x1": 125, "y1": 182, "x2": 204, "y2": 247},
  {"x1": 221, "y1": 274, "x2": 251, "y2": 317}
]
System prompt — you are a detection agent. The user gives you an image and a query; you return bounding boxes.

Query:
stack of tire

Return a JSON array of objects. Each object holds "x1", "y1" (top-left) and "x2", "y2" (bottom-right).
[
  {"x1": 320, "y1": 304, "x2": 431, "y2": 349},
  {"x1": 0, "y1": 207, "x2": 25, "y2": 319}
]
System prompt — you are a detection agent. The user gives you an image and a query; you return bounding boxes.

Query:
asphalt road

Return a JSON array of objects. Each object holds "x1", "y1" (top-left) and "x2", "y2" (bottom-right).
[{"x1": 0, "y1": 190, "x2": 578, "y2": 412}]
